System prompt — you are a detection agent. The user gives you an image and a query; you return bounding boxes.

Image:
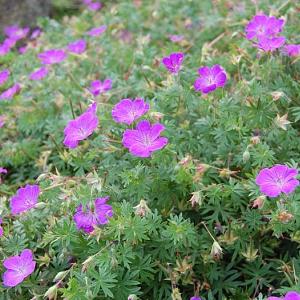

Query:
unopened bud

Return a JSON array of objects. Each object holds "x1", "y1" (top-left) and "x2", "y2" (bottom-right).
[
  {"x1": 210, "y1": 241, "x2": 223, "y2": 260},
  {"x1": 53, "y1": 270, "x2": 68, "y2": 282},
  {"x1": 149, "y1": 111, "x2": 164, "y2": 121},
  {"x1": 134, "y1": 199, "x2": 151, "y2": 217},
  {"x1": 44, "y1": 285, "x2": 58, "y2": 300},
  {"x1": 242, "y1": 149, "x2": 250, "y2": 162},
  {"x1": 128, "y1": 295, "x2": 138, "y2": 300},
  {"x1": 35, "y1": 202, "x2": 46, "y2": 209}
]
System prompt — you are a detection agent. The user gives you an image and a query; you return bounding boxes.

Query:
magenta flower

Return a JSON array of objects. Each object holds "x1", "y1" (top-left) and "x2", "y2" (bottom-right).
[
  {"x1": 0, "y1": 218, "x2": 3, "y2": 237},
  {"x1": 87, "y1": 2, "x2": 102, "y2": 11},
  {"x1": 168, "y1": 35, "x2": 184, "y2": 42},
  {"x1": 245, "y1": 14, "x2": 284, "y2": 40},
  {"x1": 63, "y1": 102, "x2": 98, "y2": 148},
  {"x1": 194, "y1": 65, "x2": 227, "y2": 94},
  {"x1": 4, "y1": 25, "x2": 29, "y2": 41},
  {"x1": 87, "y1": 25, "x2": 107, "y2": 37},
  {"x1": 3, "y1": 38, "x2": 17, "y2": 49},
  {"x1": 122, "y1": 120, "x2": 168, "y2": 157},
  {"x1": 283, "y1": 44, "x2": 300, "y2": 57},
  {"x1": 190, "y1": 297, "x2": 201, "y2": 300},
  {"x1": 73, "y1": 196, "x2": 113, "y2": 234},
  {"x1": 10, "y1": 184, "x2": 40, "y2": 215},
  {"x1": 29, "y1": 67, "x2": 49, "y2": 81},
  {"x1": 2, "y1": 249, "x2": 36, "y2": 287},
  {"x1": 112, "y1": 98, "x2": 150, "y2": 125},
  {"x1": 257, "y1": 36, "x2": 286, "y2": 52},
  {"x1": 0, "y1": 44, "x2": 10, "y2": 56},
  {"x1": 0, "y1": 84, "x2": 21, "y2": 101},
  {"x1": 268, "y1": 291, "x2": 300, "y2": 300},
  {"x1": 18, "y1": 46, "x2": 27, "y2": 55},
  {"x1": 67, "y1": 39, "x2": 87, "y2": 54},
  {"x1": 256, "y1": 165, "x2": 299, "y2": 198},
  {"x1": 38, "y1": 49, "x2": 67, "y2": 65},
  {"x1": 30, "y1": 28, "x2": 42, "y2": 40},
  {"x1": 89, "y1": 79, "x2": 112, "y2": 96},
  {"x1": 0, "y1": 167, "x2": 7, "y2": 174},
  {"x1": 161, "y1": 52, "x2": 184, "y2": 74},
  {"x1": 0, "y1": 69, "x2": 10, "y2": 86}
]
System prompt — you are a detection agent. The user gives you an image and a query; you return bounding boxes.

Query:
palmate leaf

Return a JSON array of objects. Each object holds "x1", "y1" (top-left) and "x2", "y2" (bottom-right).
[{"x1": 88, "y1": 263, "x2": 118, "y2": 298}]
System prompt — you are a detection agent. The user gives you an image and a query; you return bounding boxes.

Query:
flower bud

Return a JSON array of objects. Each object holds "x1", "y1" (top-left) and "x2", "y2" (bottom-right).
[
  {"x1": 242, "y1": 149, "x2": 250, "y2": 162},
  {"x1": 128, "y1": 295, "x2": 138, "y2": 300},
  {"x1": 53, "y1": 270, "x2": 68, "y2": 282},
  {"x1": 210, "y1": 241, "x2": 223, "y2": 260},
  {"x1": 44, "y1": 285, "x2": 58, "y2": 300}
]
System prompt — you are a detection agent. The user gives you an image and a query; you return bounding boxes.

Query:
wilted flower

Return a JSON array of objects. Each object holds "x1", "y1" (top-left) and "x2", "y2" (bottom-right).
[
  {"x1": 178, "y1": 155, "x2": 192, "y2": 167},
  {"x1": 122, "y1": 120, "x2": 168, "y2": 157},
  {"x1": 0, "y1": 83, "x2": 21, "y2": 100},
  {"x1": 250, "y1": 135, "x2": 260, "y2": 145},
  {"x1": 168, "y1": 35, "x2": 184, "y2": 42},
  {"x1": 255, "y1": 164, "x2": 299, "y2": 198},
  {"x1": 29, "y1": 67, "x2": 49, "y2": 81},
  {"x1": 189, "y1": 191, "x2": 202, "y2": 207},
  {"x1": 89, "y1": 79, "x2": 112, "y2": 96},
  {"x1": 73, "y1": 197, "x2": 113, "y2": 234},
  {"x1": 268, "y1": 291, "x2": 300, "y2": 300},
  {"x1": 2, "y1": 249, "x2": 36, "y2": 287},
  {"x1": 282, "y1": 44, "x2": 300, "y2": 57},
  {"x1": 38, "y1": 49, "x2": 67, "y2": 65},
  {"x1": 63, "y1": 102, "x2": 98, "y2": 148},
  {"x1": 252, "y1": 195, "x2": 265, "y2": 209},
  {"x1": 112, "y1": 98, "x2": 150, "y2": 125},
  {"x1": 210, "y1": 241, "x2": 223, "y2": 260},
  {"x1": 278, "y1": 211, "x2": 294, "y2": 223},
  {"x1": 67, "y1": 39, "x2": 86, "y2": 54},
  {"x1": 10, "y1": 184, "x2": 40, "y2": 215},
  {"x1": 275, "y1": 114, "x2": 290, "y2": 130},
  {"x1": 194, "y1": 65, "x2": 227, "y2": 94},
  {"x1": 0, "y1": 69, "x2": 10, "y2": 86},
  {"x1": 87, "y1": 25, "x2": 107, "y2": 37},
  {"x1": 134, "y1": 199, "x2": 151, "y2": 217},
  {"x1": 161, "y1": 52, "x2": 184, "y2": 74},
  {"x1": 245, "y1": 14, "x2": 284, "y2": 40},
  {"x1": 271, "y1": 91, "x2": 284, "y2": 101},
  {"x1": 257, "y1": 36, "x2": 286, "y2": 52}
]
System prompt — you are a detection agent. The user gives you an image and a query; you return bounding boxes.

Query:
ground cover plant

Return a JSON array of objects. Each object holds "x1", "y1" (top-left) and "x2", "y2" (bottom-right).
[{"x1": 0, "y1": 0, "x2": 300, "y2": 299}]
